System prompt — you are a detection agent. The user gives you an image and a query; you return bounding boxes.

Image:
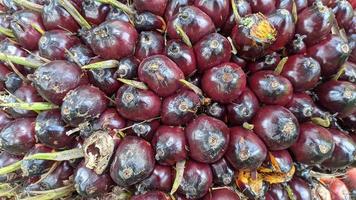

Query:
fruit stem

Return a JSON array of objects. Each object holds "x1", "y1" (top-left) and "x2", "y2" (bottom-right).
[
  {"x1": 0, "y1": 102, "x2": 59, "y2": 111},
  {"x1": 0, "y1": 53, "x2": 45, "y2": 68},
  {"x1": 174, "y1": 24, "x2": 192, "y2": 47},
  {"x1": 227, "y1": 37, "x2": 237, "y2": 55},
  {"x1": 274, "y1": 57, "x2": 288, "y2": 75},
  {"x1": 117, "y1": 78, "x2": 148, "y2": 90},
  {"x1": 20, "y1": 185, "x2": 75, "y2": 200},
  {"x1": 230, "y1": 0, "x2": 241, "y2": 23},
  {"x1": 58, "y1": 0, "x2": 92, "y2": 30},
  {"x1": 24, "y1": 148, "x2": 84, "y2": 161},
  {"x1": 311, "y1": 116, "x2": 330, "y2": 128},
  {"x1": 82, "y1": 60, "x2": 119, "y2": 69},
  {"x1": 5, "y1": 58, "x2": 28, "y2": 83},
  {"x1": 117, "y1": 116, "x2": 161, "y2": 132},
  {"x1": 333, "y1": 64, "x2": 346, "y2": 81},
  {"x1": 170, "y1": 160, "x2": 186, "y2": 195},
  {"x1": 12, "y1": 0, "x2": 43, "y2": 12},
  {"x1": 242, "y1": 122, "x2": 254, "y2": 130},
  {"x1": 0, "y1": 26, "x2": 15, "y2": 38},
  {"x1": 96, "y1": 0, "x2": 135, "y2": 16},
  {"x1": 0, "y1": 160, "x2": 22, "y2": 175},
  {"x1": 179, "y1": 79, "x2": 202, "y2": 96},
  {"x1": 282, "y1": 183, "x2": 296, "y2": 200},
  {"x1": 31, "y1": 24, "x2": 45, "y2": 35}
]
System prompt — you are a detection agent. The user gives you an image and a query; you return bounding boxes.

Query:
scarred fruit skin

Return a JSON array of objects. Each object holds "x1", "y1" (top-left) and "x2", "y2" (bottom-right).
[
  {"x1": 96, "y1": 108, "x2": 126, "y2": 132},
  {"x1": 290, "y1": 122, "x2": 335, "y2": 165},
  {"x1": 131, "y1": 191, "x2": 171, "y2": 200},
  {"x1": 115, "y1": 85, "x2": 161, "y2": 121},
  {"x1": 185, "y1": 115, "x2": 230, "y2": 163},
  {"x1": 225, "y1": 127, "x2": 267, "y2": 170},
  {"x1": 165, "y1": 40, "x2": 197, "y2": 76},
  {"x1": 21, "y1": 144, "x2": 54, "y2": 177},
  {"x1": 126, "y1": 120, "x2": 159, "y2": 141},
  {"x1": 285, "y1": 92, "x2": 316, "y2": 122},
  {"x1": 247, "y1": 52, "x2": 281, "y2": 73},
  {"x1": 110, "y1": 136, "x2": 155, "y2": 187},
  {"x1": 135, "y1": 31, "x2": 165, "y2": 61},
  {"x1": 202, "y1": 63, "x2": 246, "y2": 103},
  {"x1": 288, "y1": 177, "x2": 312, "y2": 200},
  {"x1": 178, "y1": 160, "x2": 213, "y2": 199},
  {"x1": 138, "y1": 55, "x2": 184, "y2": 97},
  {"x1": 134, "y1": 12, "x2": 166, "y2": 32},
  {"x1": 135, "y1": 164, "x2": 173, "y2": 193},
  {"x1": 267, "y1": 150, "x2": 294, "y2": 173},
  {"x1": 210, "y1": 158, "x2": 234, "y2": 186},
  {"x1": 253, "y1": 105, "x2": 300, "y2": 150},
  {"x1": 88, "y1": 67, "x2": 121, "y2": 95},
  {"x1": 203, "y1": 188, "x2": 240, "y2": 200},
  {"x1": 194, "y1": 0, "x2": 230, "y2": 28}
]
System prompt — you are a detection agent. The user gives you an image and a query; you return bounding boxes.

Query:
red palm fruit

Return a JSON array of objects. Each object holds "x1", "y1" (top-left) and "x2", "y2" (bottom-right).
[
  {"x1": 106, "y1": 7, "x2": 130, "y2": 22},
  {"x1": 249, "y1": 70, "x2": 293, "y2": 106},
  {"x1": 110, "y1": 136, "x2": 155, "y2": 187},
  {"x1": 115, "y1": 56, "x2": 140, "y2": 80},
  {"x1": 203, "y1": 188, "x2": 240, "y2": 200},
  {"x1": 202, "y1": 62, "x2": 246, "y2": 103},
  {"x1": 21, "y1": 144, "x2": 54, "y2": 177},
  {"x1": 10, "y1": 10, "x2": 44, "y2": 50},
  {"x1": 247, "y1": 52, "x2": 281, "y2": 73},
  {"x1": 186, "y1": 115, "x2": 230, "y2": 163},
  {"x1": 322, "y1": 129, "x2": 356, "y2": 169},
  {"x1": 194, "y1": 0, "x2": 230, "y2": 28},
  {"x1": 285, "y1": 92, "x2": 316, "y2": 122},
  {"x1": 0, "y1": 118, "x2": 36, "y2": 155},
  {"x1": 0, "y1": 110, "x2": 11, "y2": 131},
  {"x1": 96, "y1": 108, "x2": 126, "y2": 132},
  {"x1": 205, "y1": 102, "x2": 226, "y2": 120},
  {"x1": 332, "y1": 0, "x2": 353, "y2": 29},
  {"x1": 135, "y1": 31, "x2": 165, "y2": 61},
  {"x1": 115, "y1": 85, "x2": 161, "y2": 121},
  {"x1": 296, "y1": 2, "x2": 332, "y2": 46},
  {"x1": 34, "y1": 161, "x2": 73, "y2": 190},
  {"x1": 316, "y1": 80, "x2": 355, "y2": 118},
  {"x1": 178, "y1": 160, "x2": 213, "y2": 199},
  {"x1": 225, "y1": 126, "x2": 267, "y2": 170},
  {"x1": 165, "y1": 40, "x2": 197, "y2": 76},
  {"x1": 138, "y1": 55, "x2": 184, "y2": 97},
  {"x1": 126, "y1": 120, "x2": 160, "y2": 141},
  {"x1": 88, "y1": 20, "x2": 138, "y2": 59},
  {"x1": 164, "y1": 0, "x2": 194, "y2": 21},
  {"x1": 226, "y1": 88, "x2": 260, "y2": 126},
  {"x1": 134, "y1": 12, "x2": 166, "y2": 32},
  {"x1": 338, "y1": 62, "x2": 355, "y2": 83},
  {"x1": 211, "y1": 158, "x2": 234, "y2": 186},
  {"x1": 194, "y1": 33, "x2": 232, "y2": 71},
  {"x1": 82, "y1": 0, "x2": 110, "y2": 25},
  {"x1": 0, "y1": 151, "x2": 22, "y2": 182},
  {"x1": 231, "y1": 13, "x2": 277, "y2": 59},
  {"x1": 135, "y1": 164, "x2": 173, "y2": 193},
  {"x1": 265, "y1": 184, "x2": 288, "y2": 200},
  {"x1": 290, "y1": 122, "x2": 335, "y2": 165},
  {"x1": 131, "y1": 191, "x2": 171, "y2": 200},
  {"x1": 286, "y1": 34, "x2": 307, "y2": 55},
  {"x1": 344, "y1": 168, "x2": 356, "y2": 196},
  {"x1": 133, "y1": 0, "x2": 168, "y2": 16},
  {"x1": 65, "y1": 44, "x2": 94, "y2": 66},
  {"x1": 249, "y1": 0, "x2": 277, "y2": 15},
  {"x1": 321, "y1": 178, "x2": 351, "y2": 200},
  {"x1": 280, "y1": 55, "x2": 321, "y2": 91},
  {"x1": 307, "y1": 35, "x2": 351, "y2": 77},
  {"x1": 39, "y1": 30, "x2": 80, "y2": 60},
  {"x1": 253, "y1": 105, "x2": 299, "y2": 150},
  {"x1": 267, "y1": 9, "x2": 295, "y2": 51},
  {"x1": 61, "y1": 85, "x2": 108, "y2": 126},
  {"x1": 167, "y1": 6, "x2": 215, "y2": 44},
  {"x1": 31, "y1": 60, "x2": 88, "y2": 105},
  {"x1": 221, "y1": 0, "x2": 251, "y2": 36},
  {"x1": 88, "y1": 67, "x2": 121, "y2": 95},
  {"x1": 152, "y1": 126, "x2": 187, "y2": 166},
  {"x1": 267, "y1": 150, "x2": 293, "y2": 173},
  {"x1": 288, "y1": 177, "x2": 312, "y2": 200}
]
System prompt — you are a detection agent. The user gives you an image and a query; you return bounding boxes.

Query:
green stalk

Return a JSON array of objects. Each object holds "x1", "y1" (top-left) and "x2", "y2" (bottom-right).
[
  {"x1": 0, "y1": 102, "x2": 58, "y2": 111},
  {"x1": 0, "y1": 161, "x2": 22, "y2": 175},
  {"x1": 0, "y1": 53, "x2": 45, "y2": 68},
  {"x1": 13, "y1": 0, "x2": 43, "y2": 12},
  {"x1": 243, "y1": 122, "x2": 254, "y2": 131},
  {"x1": 58, "y1": 0, "x2": 92, "y2": 30},
  {"x1": 311, "y1": 117, "x2": 331, "y2": 128},
  {"x1": 20, "y1": 185, "x2": 75, "y2": 200},
  {"x1": 231, "y1": 0, "x2": 241, "y2": 23},
  {"x1": 274, "y1": 57, "x2": 288, "y2": 75},
  {"x1": 170, "y1": 160, "x2": 186, "y2": 195},
  {"x1": 24, "y1": 148, "x2": 84, "y2": 161},
  {"x1": 0, "y1": 26, "x2": 15, "y2": 38},
  {"x1": 179, "y1": 79, "x2": 203, "y2": 96},
  {"x1": 117, "y1": 78, "x2": 148, "y2": 90},
  {"x1": 95, "y1": 0, "x2": 134, "y2": 15},
  {"x1": 82, "y1": 60, "x2": 119, "y2": 69},
  {"x1": 174, "y1": 24, "x2": 192, "y2": 47}
]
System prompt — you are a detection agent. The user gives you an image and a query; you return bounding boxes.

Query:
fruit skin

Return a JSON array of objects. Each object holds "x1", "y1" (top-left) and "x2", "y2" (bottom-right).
[
  {"x1": 178, "y1": 160, "x2": 213, "y2": 199},
  {"x1": 133, "y1": 0, "x2": 168, "y2": 16},
  {"x1": 0, "y1": 118, "x2": 36, "y2": 155},
  {"x1": 106, "y1": 7, "x2": 130, "y2": 22},
  {"x1": 126, "y1": 120, "x2": 159, "y2": 141},
  {"x1": 339, "y1": 61, "x2": 356, "y2": 83},
  {"x1": 194, "y1": 0, "x2": 230, "y2": 28},
  {"x1": 249, "y1": 0, "x2": 276, "y2": 15},
  {"x1": 332, "y1": 0, "x2": 354, "y2": 29},
  {"x1": 138, "y1": 55, "x2": 184, "y2": 97},
  {"x1": 165, "y1": 40, "x2": 197, "y2": 76},
  {"x1": 115, "y1": 85, "x2": 161, "y2": 121},
  {"x1": 221, "y1": 0, "x2": 251, "y2": 35},
  {"x1": 247, "y1": 52, "x2": 281, "y2": 73},
  {"x1": 316, "y1": 80, "x2": 356, "y2": 118},
  {"x1": 131, "y1": 191, "x2": 171, "y2": 200},
  {"x1": 135, "y1": 31, "x2": 165, "y2": 61},
  {"x1": 88, "y1": 20, "x2": 138, "y2": 59},
  {"x1": 65, "y1": 44, "x2": 94, "y2": 66},
  {"x1": 21, "y1": 144, "x2": 54, "y2": 177},
  {"x1": 0, "y1": 151, "x2": 22, "y2": 182},
  {"x1": 96, "y1": 108, "x2": 126, "y2": 132},
  {"x1": 210, "y1": 158, "x2": 234, "y2": 186},
  {"x1": 265, "y1": 184, "x2": 288, "y2": 200},
  {"x1": 134, "y1": 12, "x2": 166, "y2": 32},
  {"x1": 288, "y1": 177, "x2": 312, "y2": 200},
  {"x1": 344, "y1": 168, "x2": 356, "y2": 196},
  {"x1": 135, "y1": 164, "x2": 173, "y2": 193},
  {"x1": 202, "y1": 188, "x2": 240, "y2": 200},
  {"x1": 185, "y1": 115, "x2": 230, "y2": 163},
  {"x1": 225, "y1": 127, "x2": 267, "y2": 170},
  {"x1": 290, "y1": 122, "x2": 335, "y2": 165},
  {"x1": 201, "y1": 62, "x2": 246, "y2": 103},
  {"x1": 82, "y1": 0, "x2": 110, "y2": 25},
  {"x1": 110, "y1": 136, "x2": 155, "y2": 187},
  {"x1": 0, "y1": 110, "x2": 11, "y2": 131},
  {"x1": 164, "y1": 0, "x2": 194, "y2": 21},
  {"x1": 285, "y1": 92, "x2": 316, "y2": 122},
  {"x1": 167, "y1": 6, "x2": 215, "y2": 44},
  {"x1": 115, "y1": 56, "x2": 140, "y2": 80},
  {"x1": 88, "y1": 67, "x2": 121, "y2": 95},
  {"x1": 321, "y1": 178, "x2": 351, "y2": 200},
  {"x1": 252, "y1": 105, "x2": 300, "y2": 150}
]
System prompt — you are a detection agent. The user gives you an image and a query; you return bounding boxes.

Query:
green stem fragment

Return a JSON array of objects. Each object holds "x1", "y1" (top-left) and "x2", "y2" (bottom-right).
[
  {"x1": 81, "y1": 60, "x2": 119, "y2": 69},
  {"x1": 174, "y1": 24, "x2": 192, "y2": 47},
  {"x1": 13, "y1": 0, "x2": 43, "y2": 12},
  {"x1": 311, "y1": 116, "x2": 330, "y2": 128},
  {"x1": 58, "y1": 0, "x2": 92, "y2": 30},
  {"x1": 230, "y1": 0, "x2": 241, "y2": 23},
  {"x1": 0, "y1": 26, "x2": 15, "y2": 38},
  {"x1": 96, "y1": 0, "x2": 134, "y2": 16},
  {"x1": 179, "y1": 79, "x2": 203, "y2": 96},
  {"x1": 24, "y1": 148, "x2": 84, "y2": 161},
  {"x1": 274, "y1": 57, "x2": 288, "y2": 75},
  {"x1": 170, "y1": 160, "x2": 186, "y2": 195},
  {"x1": 0, "y1": 102, "x2": 58, "y2": 111},
  {"x1": 243, "y1": 122, "x2": 254, "y2": 131},
  {"x1": 333, "y1": 64, "x2": 346, "y2": 81},
  {"x1": 117, "y1": 78, "x2": 148, "y2": 90},
  {"x1": 31, "y1": 24, "x2": 45, "y2": 35},
  {"x1": 0, "y1": 160, "x2": 22, "y2": 175},
  {"x1": 20, "y1": 185, "x2": 75, "y2": 200},
  {"x1": 0, "y1": 53, "x2": 45, "y2": 68}
]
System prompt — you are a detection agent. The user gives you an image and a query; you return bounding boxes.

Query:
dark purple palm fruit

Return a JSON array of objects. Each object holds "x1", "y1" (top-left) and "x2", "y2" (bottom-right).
[
  {"x1": 322, "y1": 129, "x2": 356, "y2": 169},
  {"x1": 106, "y1": 7, "x2": 130, "y2": 23},
  {"x1": 249, "y1": 70, "x2": 293, "y2": 106},
  {"x1": 132, "y1": 191, "x2": 171, "y2": 200},
  {"x1": 110, "y1": 136, "x2": 155, "y2": 187},
  {"x1": 35, "y1": 109, "x2": 74, "y2": 149},
  {"x1": 249, "y1": 0, "x2": 276, "y2": 15},
  {"x1": 0, "y1": 39, "x2": 29, "y2": 74},
  {"x1": 39, "y1": 30, "x2": 80, "y2": 60},
  {"x1": 0, "y1": 118, "x2": 36, "y2": 155},
  {"x1": 135, "y1": 164, "x2": 173, "y2": 193},
  {"x1": 178, "y1": 160, "x2": 213, "y2": 199},
  {"x1": 0, "y1": 151, "x2": 22, "y2": 182},
  {"x1": 186, "y1": 115, "x2": 230, "y2": 163},
  {"x1": 210, "y1": 158, "x2": 234, "y2": 186},
  {"x1": 231, "y1": 13, "x2": 277, "y2": 60},
  {"x1": 0, "y1": 64, "x2": 22, "y2": 93},
  {"x1": 74, "y1": 162, "x2": 113, "y2": 198},
  {"x1": 0, "y1": 110, "x2": 11, "y2": 131},
  {"x1": 133, "y1": 0, "x2": 168, "y2": 16},
  {"x1": 265, "y1": 184, "x2": 288, "y2": 200},
  {"x1": 115, "y1": 57, "x2": 140, "y2": 79},
  {"x1": 115, "y1": 85, "x2": 161, "y2": 121},
  {"x1": 164, "y1": 0, "x2": 194, "y2": 21},
  {"x1": 332, "y1": 0, "x2": 353, "y2": 30},
  {"x1": 81, "y1": 0, "x2": 110, "y2": 25},
  {"x1": 266, "y1": 150, "x2": 294, "y2": 174},
  {"x1": 134, "y1": 12, "x2": 167, "y2": 33},
  {"x1": 276, "y1": 0, "x2": 294, "y2": 12},
  {"x1": 21, "y1": 144, "x2": 54, "y2": 177},
  {"x1": 96, "y1": 108, "x2": 126, "y2": 132},
  {"x1": 125, "y1": 120, "x2": 160, "y2": 141},
  {"x1": 161, "y1": 90, "x2": 200, "y2": 126},
  {"x1": 31, "y1": 60, "x2": 89, "y2": 105},
  {"x1": 138, "y1": 55, "x2": 185, "y2": 97},
  {"x1": 295, "y1": 1, "x2": 332, "y2": 46},
  {"x1": 267, "y1": 9, "x2": 295, "y2": 52},
  {"x1": 285, "y1": 92, "x2": 316, "y2": 122},
  {"x1": 194, "y1": 0, "x2": 230, "y2": 28},
  {"x1": 167, "y1": 6, "x2": 215, "y2": 44},
  {"x1": 65, "y1": 44, "x2": 94, "y2": 66},
  {"x1": 288, "y1": 177, "x2": 312, "y2": 200},
  {"x1": 203, "y1": 188, "x2": 240, "y2": 200},
  {"x1": 307, "y1": 35, "x2": 351, "y2": 77},
  {"x1": 280, "y1": 55, "x2": 321, "y2": 92},
  {"x1": 205, "y1": 102, "x2": 227, "y2": 120},
  {"x1": 61, "y1": 85, "x2": 108, "y2": 127},
  {"x1": 247, "y1": 52, "x2": 281, "y2": 73},
  {"x1": 42, "y1": 0, "x2": 79, "y2": 32},
  {"x1": 225, "y1": 126, "x2": 267, "y2": 170},
  {"x1": 221, "y1": 0, "x2": 251, "y2": 36},
  {"x1": 253, "y1": 105, "x2": 300, "y2": 150},
  {"x1": 87, "y1": 63, "x2": 121, "y2": 95},
  {"x1": 290, "y1": 122, "x2": 335, "y2": 165},
  {"x1": 194, "y1": 33, "x2": 232, "y2": 72},
  {"x1": 152, "y1": 126, "x2": 187, "y2": 165},
  {"x1": 35, "y1": 161, "x2": 73, "y2": 190},
  {"x1": 338, "y1": 62, "x2": 355, "y2": 83},
  {"x1": 316, "y1": 80, "x2": 355, "y2": 118},
  {"x1": 10, "y1": 10, "x2": 44, "y2": 50},
  {"x1": 88, "y1": 20, "x2": 138, "y2": 59},
  {"x1": 285, "y1": 34, "x2": 307, "y2": 55},
  {"x1": 202, "y1": 62, "x2": 246, "y2": 103},
  {"x1": 227, "y1": 88, "x2": 260, "y2": 126},
  {"x1": 135, "y1": 31, "x2": 165, "y2": 61},
  {"x1": 0, "y1": 13, "x2": 11, "y2": 41},
  {"x1": 165, "y1": 40, "x2": 196, "y2": 76},
  {"x1": 295, "y1": 0, "x2": 308, "y2": 13}
]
